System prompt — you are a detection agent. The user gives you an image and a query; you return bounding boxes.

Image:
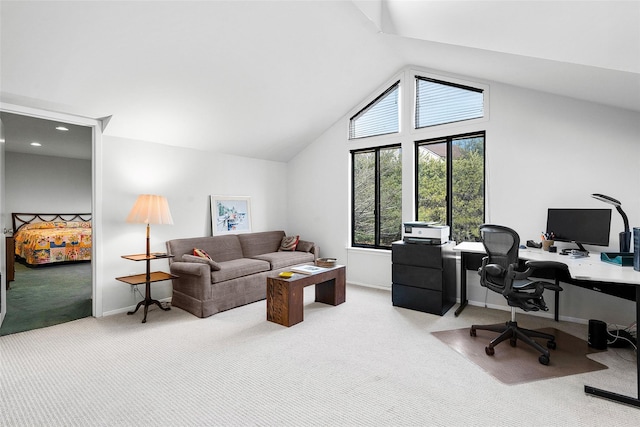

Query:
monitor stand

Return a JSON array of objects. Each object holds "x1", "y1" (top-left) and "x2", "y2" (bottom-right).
[
  {"x1": 560, "y1": 243, "x2": 589, "y2": 257},
  {"x1": 575, "y1": 242, "x2": 588, "y2": 253}
]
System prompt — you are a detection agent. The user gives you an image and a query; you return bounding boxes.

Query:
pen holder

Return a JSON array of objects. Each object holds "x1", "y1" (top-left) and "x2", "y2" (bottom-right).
[{"x1": 542, "y1": 240, "x2": 554, "y2": 251}]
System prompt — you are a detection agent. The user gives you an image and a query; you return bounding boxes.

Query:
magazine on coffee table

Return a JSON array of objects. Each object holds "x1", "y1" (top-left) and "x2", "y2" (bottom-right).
[{"x1": 290, "y1": 265, "x2": 327, "y2": 275}]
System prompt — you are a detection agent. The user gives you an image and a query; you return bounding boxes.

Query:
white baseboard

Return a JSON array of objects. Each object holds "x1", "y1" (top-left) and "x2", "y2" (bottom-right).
[
  {"x1": 102, "y1": 297, "x2": 172, "y2": 317},
  {"x1": 462, "y1": 299, "x2": 589, "y2": 325}
]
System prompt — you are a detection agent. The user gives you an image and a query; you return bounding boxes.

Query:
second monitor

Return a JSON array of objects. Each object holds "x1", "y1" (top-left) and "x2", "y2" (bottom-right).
[{"x1": 546, "y1": 208, "x2": 612, "y2": 252}]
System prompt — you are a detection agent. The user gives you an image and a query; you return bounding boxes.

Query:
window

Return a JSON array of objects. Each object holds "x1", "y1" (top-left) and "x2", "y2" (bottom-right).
[
  {"x1": 352, "y1": 145, "x2": 402, "y2": 248},
  {"x1": 415, "y1": 132, "x2": 485, "y2": 242},
  {"x1": 415, "y1": 77, "x2": 484, "y2": 128},
  {"x1": 349, "y1": 82, "x2": 400, "y2": 139}
]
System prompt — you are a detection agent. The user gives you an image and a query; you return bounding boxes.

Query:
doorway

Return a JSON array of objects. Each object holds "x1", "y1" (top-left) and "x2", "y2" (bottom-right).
[{"x1": 0, "y1": 109, "x2": 99, "y2": 334}]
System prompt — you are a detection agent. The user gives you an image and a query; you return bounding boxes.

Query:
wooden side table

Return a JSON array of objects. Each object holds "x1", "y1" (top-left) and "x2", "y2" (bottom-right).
[{"x1": 116, "y1": 253, "x2": 177, "y2": 323}]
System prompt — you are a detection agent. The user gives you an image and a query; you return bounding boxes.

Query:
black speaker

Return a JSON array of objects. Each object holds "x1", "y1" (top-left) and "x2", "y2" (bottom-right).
[{"x1": 588, "y1": 319, "x2": 608, "y2": 350}]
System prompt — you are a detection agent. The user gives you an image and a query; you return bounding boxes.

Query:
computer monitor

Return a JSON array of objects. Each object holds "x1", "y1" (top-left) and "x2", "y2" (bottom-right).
[{"x1": 546, "y1": 208, "x2": 612, "y2": 252}]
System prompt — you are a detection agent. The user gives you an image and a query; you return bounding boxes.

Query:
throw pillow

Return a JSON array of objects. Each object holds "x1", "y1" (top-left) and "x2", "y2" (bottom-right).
[
  {"x1": 193, "y1": 248, "x2": 212, "y2": 259},
  {"x1": 279, "y1": 235, "x2": 299, "y2": 251},
  {"x1": 182, "y1": 254, "x2": 221, "y2": 271}
]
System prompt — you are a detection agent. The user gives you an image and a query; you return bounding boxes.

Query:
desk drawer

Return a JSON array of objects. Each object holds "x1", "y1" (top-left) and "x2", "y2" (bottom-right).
[{"x1": 392, "y1": 264, "x2": 442, "y2": 291}]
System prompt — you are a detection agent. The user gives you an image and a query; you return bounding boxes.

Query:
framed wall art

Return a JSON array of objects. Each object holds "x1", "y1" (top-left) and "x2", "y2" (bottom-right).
[{"x1": 211, "y1": 195, "x2": 252, "y2": 235}]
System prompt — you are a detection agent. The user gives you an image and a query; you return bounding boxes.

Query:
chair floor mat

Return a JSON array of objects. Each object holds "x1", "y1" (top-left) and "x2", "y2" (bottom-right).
[{"x1": 432, "y1": 327, "x2": 608, "y2": 385}]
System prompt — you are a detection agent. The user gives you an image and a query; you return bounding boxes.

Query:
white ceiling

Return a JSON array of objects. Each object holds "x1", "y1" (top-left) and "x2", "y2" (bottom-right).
[
  {"x1": 1, "y1": 1, "x2": 638, "y2": 162},
  {"x1": 0, "y1": 112, "x2": 92, "y2": 160}
]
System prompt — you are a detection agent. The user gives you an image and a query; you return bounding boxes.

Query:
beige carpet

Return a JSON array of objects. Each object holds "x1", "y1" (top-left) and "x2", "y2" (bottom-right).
[
  {"x1": 432, "y1": 327, "x2": 608, "y2": 385},
  {"x1": 2, "y1": 284, "x2": 639, "y2": 426}
]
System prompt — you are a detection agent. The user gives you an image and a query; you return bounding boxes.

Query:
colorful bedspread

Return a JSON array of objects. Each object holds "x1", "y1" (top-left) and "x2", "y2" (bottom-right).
[{"x1": 14, "y1": 221, "x2": 92, "y2": 265}]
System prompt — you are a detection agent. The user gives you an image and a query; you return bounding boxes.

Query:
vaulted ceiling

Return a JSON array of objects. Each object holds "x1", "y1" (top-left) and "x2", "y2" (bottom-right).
[{"x1": 1, "y1": 1, "x2": 638, "y2": 162}]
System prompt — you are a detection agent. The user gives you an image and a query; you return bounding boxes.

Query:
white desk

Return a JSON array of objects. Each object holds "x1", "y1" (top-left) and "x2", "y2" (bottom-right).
[
  {"x1": 454, "y1": 241, "x2": 640, "y2": 285},
  {"x1": 454, "y1": 242, "x2": 637, "y2": 318},
  {"x1": 453, "y1": 241, "x2": 640, "y2": 408}
]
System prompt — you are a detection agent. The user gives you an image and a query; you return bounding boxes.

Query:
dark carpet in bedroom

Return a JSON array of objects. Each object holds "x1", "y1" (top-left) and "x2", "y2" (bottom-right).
[{"x1": 1, "y1": 261, "x2": 92, "y2": 336}]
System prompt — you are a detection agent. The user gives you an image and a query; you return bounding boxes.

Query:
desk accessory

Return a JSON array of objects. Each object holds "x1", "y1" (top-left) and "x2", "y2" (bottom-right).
[
  {"x1": 541, "y1": 240, "x2": 554, "y2": 251},
  {"x1": 526, "y1": 240, "x2": 542, "y2": 248},
  {"x1": 600, "y1": 252, "x2": 634, "y2": 266},
  {"x1": 568, "y1": 250, "x2": 589, "y2": 258},
  {"x1": 592, "y1": 193, "x2": 631, "y2": 252},
  {"x1": 634, "y1": 227, "x2": 640, "y2": 271}
]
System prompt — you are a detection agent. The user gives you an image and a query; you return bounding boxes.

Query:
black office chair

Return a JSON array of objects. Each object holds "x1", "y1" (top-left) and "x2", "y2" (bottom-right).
[{"x1": 470, "y1": 224, "x2": 567, "y2": 365}]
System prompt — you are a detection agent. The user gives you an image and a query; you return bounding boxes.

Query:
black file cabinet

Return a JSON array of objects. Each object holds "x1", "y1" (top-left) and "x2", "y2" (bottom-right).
[{"x1": 391, "y1": 240, "x2": 456, "y2": 315}]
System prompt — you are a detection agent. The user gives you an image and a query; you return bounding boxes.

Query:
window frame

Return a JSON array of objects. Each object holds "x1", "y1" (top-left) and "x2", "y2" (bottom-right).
[
  {"x1": 414, "y1": 131, "x2": 486, "y2": 242},
  {"x1": 351, "y1": 143, "x2": 403, "y2": 249},
  {"x1": 347, "y1": 68, "x2": 490, "y2": 251}
]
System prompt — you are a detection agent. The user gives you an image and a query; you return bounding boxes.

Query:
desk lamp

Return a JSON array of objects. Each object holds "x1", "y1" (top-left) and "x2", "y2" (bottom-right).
[
  {"x1": 591, "y1": 193, "x2": 630, "y2": 252},
  {"x1": 126, "y1": 194, "x2": 174, "y2": 257}
]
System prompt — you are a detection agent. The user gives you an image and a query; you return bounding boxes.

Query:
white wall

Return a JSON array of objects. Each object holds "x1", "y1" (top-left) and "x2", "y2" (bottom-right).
[
  {"x1": 6, "y1": 69, "x2": 638, "y2": 327},
  {"x1": 5, "y1": 152, "x2": 92, "y2": 219},
  {"x1": 288, "y1": 70, "x2": 640, "y2": 326},
  {"x1": 100, "y1": 136, "x2": 289, "y2": 314}
]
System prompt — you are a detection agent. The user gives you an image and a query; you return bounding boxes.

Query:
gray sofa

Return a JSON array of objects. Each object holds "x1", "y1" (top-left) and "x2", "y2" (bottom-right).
[{"x1": 166, "y1": 231, "x2": 319, "y2": 318}]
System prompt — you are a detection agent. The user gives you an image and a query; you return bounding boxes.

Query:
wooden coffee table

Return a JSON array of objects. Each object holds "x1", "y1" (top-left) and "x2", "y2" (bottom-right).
[{"x1": 266, "y1": 265, "x2": 346, "y2": 327}]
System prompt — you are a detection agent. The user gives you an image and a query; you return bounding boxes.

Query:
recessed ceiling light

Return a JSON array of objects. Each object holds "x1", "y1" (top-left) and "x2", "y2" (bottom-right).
[
  {"x1": 56, "y1": 126, "x2": 69, "y2": 131},
  {"x1": 31, "y1": 142, "x2": 42, "y2": 147}
]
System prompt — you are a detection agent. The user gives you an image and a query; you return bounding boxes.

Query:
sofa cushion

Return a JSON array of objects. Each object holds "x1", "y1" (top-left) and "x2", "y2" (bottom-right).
[
  {"x1": 237, "y1": 231, "x2": 285, "y2": 258},
  {"x1": 210, "y1": 258, "x2": 270, "y2": 283},
  {"x1": 167, "y1": 235, "x2": 244, "y2": 263},
  {"x1": 296, "y1": 240, "x2": 314, "y2": 253},
  {"x1": 182, "y1": 254, "x2": 221, "y2": 271},
  {"x1": 252, "y1": 251, "x2": 315, "y2": 270},
  {"x1": 278, "y1": 235, "x2": 299, "y2": 251}
]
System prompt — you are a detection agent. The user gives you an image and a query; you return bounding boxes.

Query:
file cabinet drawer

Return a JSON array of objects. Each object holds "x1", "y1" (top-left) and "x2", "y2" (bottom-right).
[
  {"x1": 391, "y1": 243, "x2": 443, "y2": 269},
  {"x1": 392, "y1": 264, "x2": 443, "y2": 291},
  {"x1": 392, "y1": 284, "x2": 453, "y2": 316}
]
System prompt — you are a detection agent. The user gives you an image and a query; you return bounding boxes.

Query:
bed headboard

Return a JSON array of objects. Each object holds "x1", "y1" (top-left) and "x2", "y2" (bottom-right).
[{"x1": 12, "y1": 213, "x2": 92, "y2": 234}]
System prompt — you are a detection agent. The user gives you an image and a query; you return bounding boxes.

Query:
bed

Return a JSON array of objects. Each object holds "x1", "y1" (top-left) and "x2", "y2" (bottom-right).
[{"x1": 12, "y1": 213, "x2": 92, "y2": 266}]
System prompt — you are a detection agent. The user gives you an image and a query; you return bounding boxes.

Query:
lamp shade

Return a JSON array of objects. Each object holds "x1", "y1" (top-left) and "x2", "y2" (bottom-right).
[
  {"x1": 126, "y1": 194, "x2": 174, "y2": 225},
  {"x1": 591, "y1": 193, "x2": 621, "y2": 207}
]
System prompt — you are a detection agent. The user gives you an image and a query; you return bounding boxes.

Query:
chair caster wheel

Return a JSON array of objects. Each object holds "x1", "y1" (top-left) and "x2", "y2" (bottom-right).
[
  {"x1": 539, "y1": 354, "x2": 550, "y2": 365},
  {"x1": 485, "y1": 346, "x2": 495, "y2": 356},
  {"x1": 470, "y1": 328, "x2": 476, "y2": 337},
  {"x1": 510, "y1": 338, "x2": 517, "y2": 347},
  {"x1": 547, "y1": 340, "x2": 556, "y2": 350}
]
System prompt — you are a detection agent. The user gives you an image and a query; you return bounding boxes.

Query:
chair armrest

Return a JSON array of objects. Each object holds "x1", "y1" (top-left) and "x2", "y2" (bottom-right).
[
  {"x1": 524, "y1": 260, "x2": 569, "y2": 272},
  {"x1": 485, "y1": 264, "x2": 506, "y2": 277},
  {"x1": 515, "y1": 260, "x2": 566, "y2": 292}
]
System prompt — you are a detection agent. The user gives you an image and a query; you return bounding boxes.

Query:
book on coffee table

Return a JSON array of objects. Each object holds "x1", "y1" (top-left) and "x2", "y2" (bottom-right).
[{"x1": 290, "y1": 265, "x2": 327, "y2": 275}]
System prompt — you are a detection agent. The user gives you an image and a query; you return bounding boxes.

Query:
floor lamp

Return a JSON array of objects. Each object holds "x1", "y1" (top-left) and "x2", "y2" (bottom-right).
[
  {"x1": 591, "y1": 193, "x2": 631, "y2": 253},
  {"x1": 125, "y1": 194, "x2": 174, "y2": 322}
]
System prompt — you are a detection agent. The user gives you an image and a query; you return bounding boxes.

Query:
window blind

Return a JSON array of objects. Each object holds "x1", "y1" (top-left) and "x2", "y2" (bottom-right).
[
  {"x1": 415, "y1": 77, "x2": 483, "y2": 128},
  {"x1": 350, "y1": 82, "x2": 399, "y2": 139}
]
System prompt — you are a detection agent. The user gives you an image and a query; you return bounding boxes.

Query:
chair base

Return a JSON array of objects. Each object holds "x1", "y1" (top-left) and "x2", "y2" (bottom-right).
[{"x1": 470, "y1": 320, "x2": 557, "y2": 365}]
